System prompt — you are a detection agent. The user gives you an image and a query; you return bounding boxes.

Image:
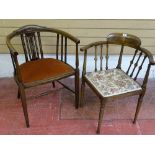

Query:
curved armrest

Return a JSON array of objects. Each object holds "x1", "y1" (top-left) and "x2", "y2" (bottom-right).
[
  {"x1": 6, "y1": 44, "x2": 18, "y2": 56},
  {"x1": 49, "y1": 28, "x2": 80, "y2": 44},
  {"x1": 9, "y1": 25, "x2": 80, "y2": 44},
  {"x1": 6, "y1": 37, "x2": 19, "y2": 64},
  {"x1": 140, "y1": 47, "x2": 155, "y2": 65},
  {"x1": 54, "y1": 28, "x2": 80, "y2": 44},
  {"x1": 80, "y1": 41, "x2": 107, "y2": 51}
]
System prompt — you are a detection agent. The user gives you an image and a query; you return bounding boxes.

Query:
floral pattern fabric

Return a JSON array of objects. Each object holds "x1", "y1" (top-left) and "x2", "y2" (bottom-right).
[{"x1": 85, "y1": 69, "x2": 142, "y2": 97}]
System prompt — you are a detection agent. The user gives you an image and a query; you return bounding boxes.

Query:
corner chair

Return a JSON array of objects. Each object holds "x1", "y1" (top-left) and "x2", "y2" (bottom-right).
[{"x1": 80, "y1": 33, "x2": 154, "y2": 134}]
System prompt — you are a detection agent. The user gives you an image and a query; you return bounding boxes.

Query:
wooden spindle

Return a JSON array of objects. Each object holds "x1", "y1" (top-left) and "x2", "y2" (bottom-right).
[
  {"x1": 21, "y1": 34, "x2": 28, "y2": 62},
  {"x1": 29, "y1": 35, "x2": 36, "y2": 59},
  {"x1": 25, "y1": 35, "x2": 32, "y2": 60},
  {"x1": 126, "y1": 49, "x2": 138, "y2": 74},
  {"x1": 76, "y1": 43, "x2": 79, "y2": 69},
  {"x1": 130, "y1": 51, "x2": 142, "y2": 77},
  {"x1": 83, "y1": 50, "x2": 87, "y2": 75},
  {"x1": 61, "y1": 35, "x2": 63, "y2": 61},
  {"x1": 100, "y1": 45, "x2": 103, "y2": 71},
  {"x1": 33, "y1": 33, "x2": 40, "y2": 58},
  {"x1": 106, "y1": 43, "x2": 109, "y2": 70},
  {"x1": 116, "y1": 45, "x2": 124, "y2": 69},
  {"x1": 65, "y1": 37, "x2": 67, "y2": 63},
  {"x1": 134, "y1": 55, "x2": 147, "y2": 80},
  {"x1": 37, "y1": 32, "x2": 43, "y2": 58},
  {"x1": 94, "y1": 46, "x2": 97, "y2": 72},
  {"x1": 56, "y1": 34, "x2": 59, "y2": 59}
]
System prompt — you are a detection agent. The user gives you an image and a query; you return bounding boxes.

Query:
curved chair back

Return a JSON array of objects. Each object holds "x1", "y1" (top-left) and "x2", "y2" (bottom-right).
[
  {"x1": 6, "y1": 25, "x2": 80, "y2": 75},
  {"x1": 80, "y1": 33, "x2": 154, "y2": 87}
]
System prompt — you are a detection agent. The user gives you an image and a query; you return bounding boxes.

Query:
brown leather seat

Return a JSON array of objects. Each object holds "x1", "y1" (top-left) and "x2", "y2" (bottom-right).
[{"x1": 19, "y1": 58, "x2": 74, "y2": 84}]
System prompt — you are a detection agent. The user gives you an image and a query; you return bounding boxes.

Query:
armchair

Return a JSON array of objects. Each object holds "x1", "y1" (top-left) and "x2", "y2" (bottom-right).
[
  {"x1": 80, "y1": 33, "x2": 154, "y2": 134},
  {"x1": 6, "y1": 25, "x2": 80, "y2": 127}
]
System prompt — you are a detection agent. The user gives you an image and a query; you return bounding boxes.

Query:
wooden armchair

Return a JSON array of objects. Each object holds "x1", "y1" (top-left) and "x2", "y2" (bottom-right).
[
  {"x1": 80, "y1": 33, "x2": 154, "y2": 134},
  {"x1": 6, "y1": 25, "x2": 80, "y2": 127}
]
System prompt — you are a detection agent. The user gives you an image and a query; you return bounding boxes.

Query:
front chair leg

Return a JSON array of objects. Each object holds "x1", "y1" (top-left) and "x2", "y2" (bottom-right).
[
  {"x1": 19, "y1": 84, "x2": 30, "y2": 127},
  {"x1": 133, "y1": 92, "x2": 144, "y2": 124},
  {"x1": 97, "y1": 99, "x2": 106, "y2": 134},
  {"x1": 75, "y1": 69, "x2": 80, "y2": 109}
]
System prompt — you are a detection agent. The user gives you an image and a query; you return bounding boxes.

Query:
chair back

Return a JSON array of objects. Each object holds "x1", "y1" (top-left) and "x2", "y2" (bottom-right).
[
  {"x1": 6, "y1": 25, "x2": 80, "y2": 74},
  {"x1": 80, "y1": 33, "x2": 154, "y2": 87}
]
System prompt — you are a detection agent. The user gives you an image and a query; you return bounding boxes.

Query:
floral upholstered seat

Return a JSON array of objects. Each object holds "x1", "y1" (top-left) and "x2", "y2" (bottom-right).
[{"x1": 85, "y1": 69, "x2": 142, "y2": 97}]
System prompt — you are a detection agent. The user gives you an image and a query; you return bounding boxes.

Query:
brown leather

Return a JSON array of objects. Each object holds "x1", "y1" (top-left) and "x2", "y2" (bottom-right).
[{"x1": 19, "y1": 58, "x2": 74, "y2": 83}]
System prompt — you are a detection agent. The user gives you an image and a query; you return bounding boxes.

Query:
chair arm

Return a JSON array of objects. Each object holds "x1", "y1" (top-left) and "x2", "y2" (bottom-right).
[
  {"x1": 6, "y1": 43, "x2": 19, "y2": 60},
  {"x1": 80, "y1": 41, "x2": 107, "y2": 51},
  {"x1": 140, "y1": 47, "x2": 155, "y2": 65},
  {"x1": 45, "y1": 27, "x2": 80, "y2": 44},
  {"x1": 6, "y1": 37, "x2": 19, "y2": 67}
]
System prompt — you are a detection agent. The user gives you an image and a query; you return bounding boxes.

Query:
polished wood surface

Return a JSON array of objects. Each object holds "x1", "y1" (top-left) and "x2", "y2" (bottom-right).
[
  {"x1": 80, "y1": 33, "x2": 154, "y2": 134},
  {"x1": 6, "y1": 25, "x2": 80, "y2": 127}
]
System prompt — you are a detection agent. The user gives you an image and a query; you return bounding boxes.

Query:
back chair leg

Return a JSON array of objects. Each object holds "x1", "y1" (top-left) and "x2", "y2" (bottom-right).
[
  {"x1": 97, "y1": 99, "x2": 106, "y2": 134},
  {"x1": 19, "y1": 84, "x2": 30, "y2": 127},
  {"x1": 80, "y1": 78, "x2": 86, "y2": 107},
  {"x1": 75, "y1": 69, "x2": 80, "y2": 109},
  {"x1": 17, "y1": 87, "x2": 21, "y2": 99},
  {"x1": 133, "y1": 92, "x2": 144, "y2": 124}
]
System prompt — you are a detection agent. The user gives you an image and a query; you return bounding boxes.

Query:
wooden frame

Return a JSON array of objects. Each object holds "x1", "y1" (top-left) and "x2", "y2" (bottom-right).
[
  {"x1": 6, "y1": 25, "x2": 80, "y2": 127},
  {"x1": 80, "y1": 33, "x2": 154, "y2": 134}
]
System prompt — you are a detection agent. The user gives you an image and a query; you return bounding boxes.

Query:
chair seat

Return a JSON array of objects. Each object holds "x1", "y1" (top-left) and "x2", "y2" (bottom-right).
[
  {"x1": 19, "y1": 58, "x2": 75, "y2": 84},
  {"x1": 85, "y1": 69, "x2": 142, "y2": 97}
]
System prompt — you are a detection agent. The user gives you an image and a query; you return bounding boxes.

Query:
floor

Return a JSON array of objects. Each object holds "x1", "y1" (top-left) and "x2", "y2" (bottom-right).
[{"x1": 0, "y1": 77, "x2": 155, "y2": 135}]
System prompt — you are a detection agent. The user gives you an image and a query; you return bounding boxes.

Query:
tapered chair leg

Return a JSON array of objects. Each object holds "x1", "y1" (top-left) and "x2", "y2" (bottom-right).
[
  {"x1": 17, "y1": 87, "x2": 21, "y2": 99},
  {"x1": 80, "y1": 78, "x2": 86, "y2": 107},
  {"x1": 133, "y1": 93, "x2": 144, "y2": 124},
  {"x1": 52, "y1": 81, "x2": 55, "y2": 88},
  {"x1": 97, "y1": 99, "x2": 106, "y2": 134},
  {"x1": 19, "y1": 84, "x2": 30, "y2": 127},
  {"x1": 75, "y1": 69, "x2": 80, "y2": 109}
]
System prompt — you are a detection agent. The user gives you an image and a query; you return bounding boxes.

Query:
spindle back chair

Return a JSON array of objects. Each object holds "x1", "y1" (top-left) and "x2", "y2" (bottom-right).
[
  {"x1": 6, "y1": 25, "x2": 80, "y2": 127},
  {"x1": 80, "y1": 33, "x2": 154, "y2": 134}
]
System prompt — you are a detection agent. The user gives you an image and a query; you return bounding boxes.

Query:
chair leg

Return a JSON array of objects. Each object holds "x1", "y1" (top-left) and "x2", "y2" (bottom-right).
[
  {"x1": 52, "y1": 81, "x2": 55, "y2": 88},
  {"x1": 96, "y1": 99, "x2": 106, "y2": 134},
  {"x1": 17, "y1": 87, "x2": 21, "y2": 99},
  {"x1": 75, "y1": 69, "x2": 80, "y2": 109},
  {"x1": 80, "y1": 78, "x2": 86, "y2": 107},
  {"x1": 133, "y1": 93, "x2": 144, "y2": 124},
  {"x1": 19, "y1": 84, "x2": 30, "y2": 127}
]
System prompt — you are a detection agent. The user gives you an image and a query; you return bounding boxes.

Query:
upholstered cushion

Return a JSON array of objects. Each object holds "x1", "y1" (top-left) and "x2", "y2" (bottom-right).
[
  {"x1": 19, "y1": 58, "x2": 74, "y2": 84},
  {"x1": 85, "y1": 69, "x2": 142, "y2": 97}
]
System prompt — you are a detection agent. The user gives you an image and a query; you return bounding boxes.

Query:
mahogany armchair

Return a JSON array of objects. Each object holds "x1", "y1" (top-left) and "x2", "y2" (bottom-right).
[
  {"x1": 6, "y1": 25, "x2": 80, "y2": 127},
  {"x1": 80, "y1": 33, "x2": 154, "y2": 134}
]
